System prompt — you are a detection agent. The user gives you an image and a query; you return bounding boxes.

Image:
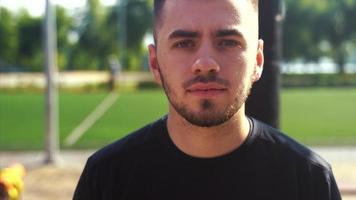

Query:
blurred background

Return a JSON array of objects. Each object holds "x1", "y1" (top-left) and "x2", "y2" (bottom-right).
[{"x1": 0, "y1": 0, "x2": 355, "y2": 199}]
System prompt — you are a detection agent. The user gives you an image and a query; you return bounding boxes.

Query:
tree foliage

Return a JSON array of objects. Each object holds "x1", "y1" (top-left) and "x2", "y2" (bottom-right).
[
  {"x1": 0, "y1": 6, "x2": 73, "y2": 71},
  {"x1": 67, "y1": 0, "x2": 152, "y2": 71},
  {"x1": 102, "y1": 0, "x2": 152, "y2": 70},
  {"x1": 0, "y1": 7, "x2": 18, "y2": 67},
  {"x1": 283, "y1": 0, "x2": 356, "y2": 73},
  {"x1": 56, "y1": 6, "x2": 74, "y2": 70},
  {"x1": 1, "y1": 0, "x2": 353, "y2": 72},
  {"x1": 16, "y1": 10, "x2": 43, "y2": 70}
]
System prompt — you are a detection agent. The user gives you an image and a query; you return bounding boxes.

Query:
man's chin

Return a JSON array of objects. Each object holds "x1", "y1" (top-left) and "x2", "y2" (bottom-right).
[{"x1": 182, "y1": 112, "x2": 231, "y2": 127}]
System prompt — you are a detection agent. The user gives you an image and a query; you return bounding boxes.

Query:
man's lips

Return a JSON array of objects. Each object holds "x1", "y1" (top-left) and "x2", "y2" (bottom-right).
[{"x1": 186, "y1": 83, "x2": 227, "y2": 96}]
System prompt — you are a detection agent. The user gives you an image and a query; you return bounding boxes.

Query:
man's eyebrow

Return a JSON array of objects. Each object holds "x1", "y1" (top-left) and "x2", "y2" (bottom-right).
[
  {"x1": 215, "y1": 29, "x2": 244, "y2": 38},
  {"x1": 168, "y1": 30, "x2": 200, "y2": 39}
]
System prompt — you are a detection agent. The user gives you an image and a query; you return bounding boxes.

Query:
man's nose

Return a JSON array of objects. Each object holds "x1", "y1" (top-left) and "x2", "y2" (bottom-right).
[{"x1": 191, "y1": 46, "x2": 220, "y2": 74}]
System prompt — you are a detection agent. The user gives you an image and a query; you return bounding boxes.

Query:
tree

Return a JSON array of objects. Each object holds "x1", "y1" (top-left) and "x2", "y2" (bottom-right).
[
  {"x1": 68, "y1": 0, "x2": 152, "y2": 71},
  {"x1": 56, "y1": 6, "x2": 73, "y2": 70},
  {"x1": 0, "y1": 7, "x2": 18, "y2": 69},
  {"x1": 283, "y1": 0, "x2": 356, "y2": 74},
  {"x1": 106, "y1": 0, "x2": 152, "y2": 70},
  {"x1": 68, "y1": 0, "x2": 108, "y2": 70},
  {"x1": 321, "y1": 0, "x2": 356, "y2": 74},
  {"x1": 282, "y1": 0, "x2": 324, "y2": 62},
  {"x1": 0, "y1": 6, "x2": 72, "y2": 72},
  {"x1": 16, "y1": 10, "x2": 43, "y2": 71}
]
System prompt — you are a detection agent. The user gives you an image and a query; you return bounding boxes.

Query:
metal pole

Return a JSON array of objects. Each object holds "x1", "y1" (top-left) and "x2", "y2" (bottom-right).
[
  {"x1": 246, "y1": 0, "x2": 283, "y2": 128},
  {"x1": 44, "y1": 0, "x2": 59, "y2": 164}
]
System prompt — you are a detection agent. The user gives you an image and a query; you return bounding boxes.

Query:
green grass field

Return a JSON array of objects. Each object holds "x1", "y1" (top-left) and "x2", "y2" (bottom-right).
[
  {"x1": 280, "y1": 87, "x2": 356, "y2": 145},
  {"x1": 0, "y1": 87, "x2": 355, "y2": 150}
]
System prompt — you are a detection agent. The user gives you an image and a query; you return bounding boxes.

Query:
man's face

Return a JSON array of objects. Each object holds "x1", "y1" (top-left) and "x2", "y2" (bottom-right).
[{"x1": 149, "y1": 0, "x2": 264, "y2": 127}]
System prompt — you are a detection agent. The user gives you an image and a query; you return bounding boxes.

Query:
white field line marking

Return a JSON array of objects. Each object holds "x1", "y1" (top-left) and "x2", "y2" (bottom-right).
[{"x1": 64, "y1": 92, "x2": 119, "y2": 146}]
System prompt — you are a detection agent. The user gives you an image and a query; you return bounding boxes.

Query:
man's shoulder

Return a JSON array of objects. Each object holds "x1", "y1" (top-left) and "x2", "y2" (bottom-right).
[
  {"x1": 251, "y1": 118, "x2": 331, "y2": 171},
  {"x1": 87, "y1": 117, "x2": 166, "y2": 166}
]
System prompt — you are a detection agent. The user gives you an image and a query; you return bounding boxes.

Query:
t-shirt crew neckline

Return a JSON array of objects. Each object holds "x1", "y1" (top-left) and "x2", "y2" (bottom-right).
[{"x1": 158, "y1": 115, "x2": 257, "y2": 163}]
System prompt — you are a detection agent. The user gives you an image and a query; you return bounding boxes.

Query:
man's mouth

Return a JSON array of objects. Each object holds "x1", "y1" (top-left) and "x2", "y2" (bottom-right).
[{"x1": 186, "y1": 83, "x2": 227, "y2": 97}]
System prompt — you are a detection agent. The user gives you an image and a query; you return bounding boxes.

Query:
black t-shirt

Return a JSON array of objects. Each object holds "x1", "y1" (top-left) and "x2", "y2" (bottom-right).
[{"x1": 73, "y1": 116, "x2": 341, "y2": 200}]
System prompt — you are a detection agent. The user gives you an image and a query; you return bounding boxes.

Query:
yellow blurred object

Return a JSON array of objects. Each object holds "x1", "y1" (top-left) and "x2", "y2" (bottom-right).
[{"x1": 0, "y1": 164, "x2": 26, "y2": 200}]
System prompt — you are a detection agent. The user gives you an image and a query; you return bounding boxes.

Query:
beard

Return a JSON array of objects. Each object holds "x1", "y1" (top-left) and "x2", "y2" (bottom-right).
[{"x1": 157, "y1": 66, "x2": 254, "y2": 127}]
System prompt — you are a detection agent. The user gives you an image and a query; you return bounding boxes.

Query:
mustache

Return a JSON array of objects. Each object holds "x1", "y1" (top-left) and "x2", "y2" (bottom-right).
[{"x1": 183, "y1": 73, "x2": 230, "y2": 89}]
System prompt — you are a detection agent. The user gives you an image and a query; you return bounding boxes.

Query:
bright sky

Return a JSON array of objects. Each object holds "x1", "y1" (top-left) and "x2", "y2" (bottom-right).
[{"x1": 0, "y1": 0, "x2": 116, "y2": 16}]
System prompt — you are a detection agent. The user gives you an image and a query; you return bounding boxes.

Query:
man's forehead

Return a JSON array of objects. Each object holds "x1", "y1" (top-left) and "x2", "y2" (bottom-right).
[
  {"x1": 161, "y1": 1, "x2": 254, "y2": 32},
  {"x1": 163, "y1": 0, "x2": 252, "y2": 12},
  {"x1": 161, "y1": 0, "x2": 255, "y2": 25},
  {"x1": 162, "y1": 23, "x2": 246, "y2": 42},
  {"x1": 154, "y1": 0, "x2": 258, "y2": 43}
]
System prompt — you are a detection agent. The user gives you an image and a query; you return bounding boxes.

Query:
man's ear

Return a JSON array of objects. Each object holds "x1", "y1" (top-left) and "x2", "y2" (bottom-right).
[
  {"x1": 253, "y1": 39, "x2": 264, "y2": 82},
  {"x1": 148, "y1": 44, "x2": 162, "y2": 85}
]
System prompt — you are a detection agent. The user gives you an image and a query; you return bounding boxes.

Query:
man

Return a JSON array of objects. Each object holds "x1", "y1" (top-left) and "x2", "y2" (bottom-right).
[{"x1": 74, "y1": 0, "x2": 341, "y2": 199}]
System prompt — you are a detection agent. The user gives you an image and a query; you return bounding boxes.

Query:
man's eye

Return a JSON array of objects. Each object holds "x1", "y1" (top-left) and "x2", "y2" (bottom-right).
[
  {"x1": 217, "y1": 40, "x2": 240, "y2": 48},
  {"x1": 173, "y1": 40, "x2": 195, "y2": 48}
]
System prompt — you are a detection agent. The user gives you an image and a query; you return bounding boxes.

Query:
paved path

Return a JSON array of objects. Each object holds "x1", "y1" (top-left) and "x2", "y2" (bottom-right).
[
  {"x1": 0, "y1": 150, "x2": 93, "y2": 169},
  {"x1": 312, "y1": 147, "x2": 356, "y2": 197}
]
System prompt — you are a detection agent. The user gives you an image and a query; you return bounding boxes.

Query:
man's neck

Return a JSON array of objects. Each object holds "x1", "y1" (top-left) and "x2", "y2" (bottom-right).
[{"x1": 166, "y1": 106, "x2": 250, "y2": 158}]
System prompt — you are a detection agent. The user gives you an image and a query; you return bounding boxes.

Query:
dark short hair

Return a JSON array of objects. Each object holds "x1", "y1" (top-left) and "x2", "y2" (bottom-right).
[{"x1": 154, "y1": 0, "x2": 259, "y2": 30}]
